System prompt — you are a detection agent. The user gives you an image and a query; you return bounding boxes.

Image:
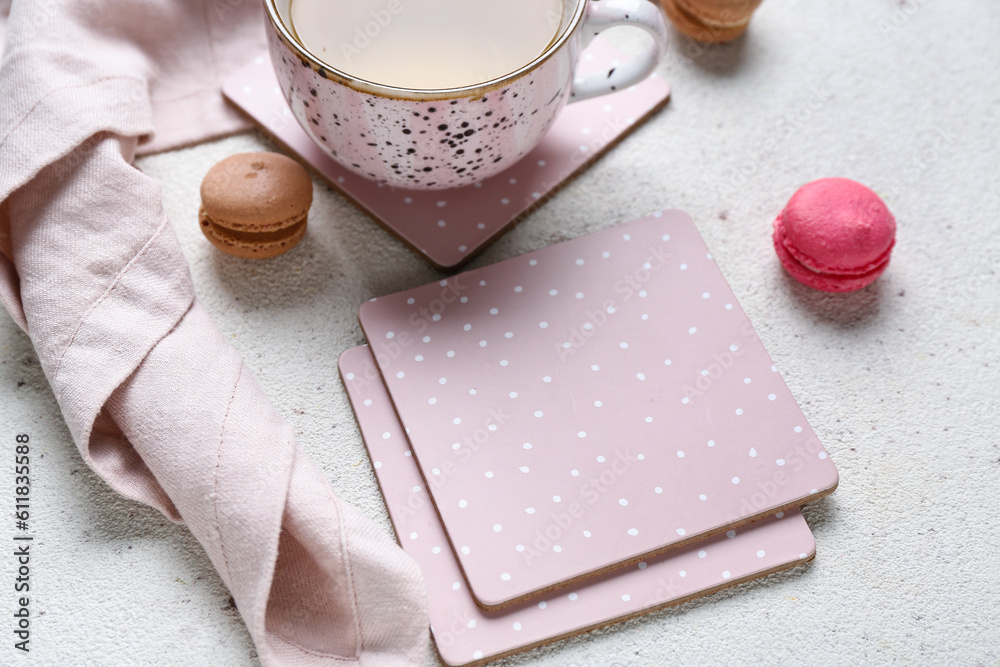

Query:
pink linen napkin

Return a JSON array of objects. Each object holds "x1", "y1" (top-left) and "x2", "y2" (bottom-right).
[{"x1": 0, "y1": 1, "x2": 428, "y2": 665}]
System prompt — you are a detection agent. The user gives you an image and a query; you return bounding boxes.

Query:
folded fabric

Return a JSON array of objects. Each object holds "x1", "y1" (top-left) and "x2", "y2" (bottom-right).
[{"x1": 0, "y1": 1, "x2": 428, "y2": 664}]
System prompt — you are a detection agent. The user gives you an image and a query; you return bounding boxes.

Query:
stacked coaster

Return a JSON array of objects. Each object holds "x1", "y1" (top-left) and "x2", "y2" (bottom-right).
[{"x1": 340, "y1": 210, "x2": 838, "y2": 665}]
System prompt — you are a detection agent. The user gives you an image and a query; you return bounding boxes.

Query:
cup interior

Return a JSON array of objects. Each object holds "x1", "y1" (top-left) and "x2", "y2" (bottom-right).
[{"x1": 266, "y1": 0, "x2": 586, "y2": 96}]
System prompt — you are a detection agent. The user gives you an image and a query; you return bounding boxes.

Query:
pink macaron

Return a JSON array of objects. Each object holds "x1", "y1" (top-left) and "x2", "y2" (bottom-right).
[{"x1": 773, "y1": 178, "x2": 896, "y2": 293}]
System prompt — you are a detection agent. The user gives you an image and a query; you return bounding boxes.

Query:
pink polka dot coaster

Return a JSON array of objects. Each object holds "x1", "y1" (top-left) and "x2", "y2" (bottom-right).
[
  {"x1": 221, "y1": 41, "x2": 670, "y2": 270},
  {"x1": 357, "y1": 210, "x2": 838, "y2": 610},
  {"x1": 339, "y1": 345, "x2": 817, "y2": 667}
]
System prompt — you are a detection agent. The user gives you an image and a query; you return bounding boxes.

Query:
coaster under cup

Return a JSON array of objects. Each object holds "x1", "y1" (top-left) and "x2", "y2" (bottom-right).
[{"x1": 222, "y1": 40, "x2": 671, "y2": 270}]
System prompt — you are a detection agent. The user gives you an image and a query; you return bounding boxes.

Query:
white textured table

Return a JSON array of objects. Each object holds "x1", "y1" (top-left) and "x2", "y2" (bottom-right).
[{"x1": 2, "y1": 2, "x2": 999, "y2": 665}]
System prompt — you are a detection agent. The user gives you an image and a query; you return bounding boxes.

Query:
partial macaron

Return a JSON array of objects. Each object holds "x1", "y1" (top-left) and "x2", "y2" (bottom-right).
[
  {"x1": 773, "y1": 178, "x2": 896, "y2": 293},
  {"x1": 199, "y1": 152, "x2": 313, "y2": 259},
  {"x1": 659, "y1": 0, "x2": 764, "y2": 43}
]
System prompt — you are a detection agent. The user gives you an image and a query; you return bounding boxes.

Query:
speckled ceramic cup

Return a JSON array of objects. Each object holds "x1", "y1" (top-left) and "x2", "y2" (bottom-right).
[{"x1": 264, "y1": 0, "x2": 668, "y2": 190}]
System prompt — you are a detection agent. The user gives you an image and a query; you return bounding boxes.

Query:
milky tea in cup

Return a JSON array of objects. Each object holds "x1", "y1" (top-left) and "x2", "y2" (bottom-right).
[
  {"x1": 266, "y1": 0, "x2": 668, "y2": 189},
  {"x1": 290, "y1": 0, "x2": 565, "y2": 90}
]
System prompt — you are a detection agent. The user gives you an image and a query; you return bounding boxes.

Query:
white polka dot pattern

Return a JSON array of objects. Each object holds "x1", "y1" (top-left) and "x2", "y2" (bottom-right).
[
  {"x1": 339, "y1": 345, "x2": 817, "y2": 666},
  {"x1": 357, "y1": 212, "x2": 838, "y2": 608}
]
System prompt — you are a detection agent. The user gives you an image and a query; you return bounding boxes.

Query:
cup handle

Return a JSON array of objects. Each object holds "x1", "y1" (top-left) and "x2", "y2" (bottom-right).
[{"x1": 569, "y1": 0, "x2": 669, "y2": 104}]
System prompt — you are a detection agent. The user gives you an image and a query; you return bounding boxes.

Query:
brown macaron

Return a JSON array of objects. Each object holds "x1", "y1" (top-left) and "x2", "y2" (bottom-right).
[
  {"x1": 659, "y1": 0, "x2": 763, "y2": 43},
  {"x1": 199, "y1": 152, "x2": 313, "y2": 259}
]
